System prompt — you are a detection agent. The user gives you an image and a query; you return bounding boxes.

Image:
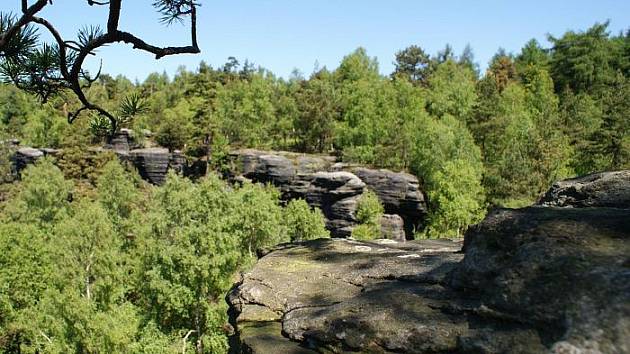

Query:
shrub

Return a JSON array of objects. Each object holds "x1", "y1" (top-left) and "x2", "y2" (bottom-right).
[
  {"x1": 283, "y1": 199, "x2": 330, "y2": 242},
  {"x1": 351, "y1": 189, "x2": 384, "y2": 240}
]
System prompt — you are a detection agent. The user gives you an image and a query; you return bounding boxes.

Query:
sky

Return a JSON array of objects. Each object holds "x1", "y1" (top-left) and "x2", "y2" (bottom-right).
[{"x1": 4, "y1": 0, "x2": 630, "y2": 81}]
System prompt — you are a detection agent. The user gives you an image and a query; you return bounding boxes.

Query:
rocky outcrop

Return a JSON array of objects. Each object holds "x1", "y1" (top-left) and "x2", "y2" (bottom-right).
[
  {"x1": 11, "y1": 147, "x2": 60, "y2": 176},
  {"x1": 451, "y1": 206, "x2": 630, "y2": 354},
  {"x1": 228, "y1": 173, "x2": 630, "y2": 353},
  {"x1": 229, "y1": 149, "x2": 428, "y2": 238},
  {"x1": 305, "y1": 172, "x2": 365, "y2": 237},
  {"x1": 104, "y1": 128, "x2": 135, "y2": 153},
  {"x1": 127, "y1": 148, "x2": 180, "y2": 185},
  {"x1": 538, "y1": 170, "x2": 630, "y2": 208},
  {"x1": 346, "y1": 167, "x2": 427, "y2": 234},
  {"x1": 228, "y1": 238, "x2": 465, "y2": 354}
]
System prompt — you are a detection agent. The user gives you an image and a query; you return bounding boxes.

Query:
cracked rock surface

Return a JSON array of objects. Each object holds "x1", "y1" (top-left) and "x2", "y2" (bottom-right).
[{"x1": 228, "y1": 205, "x2": 630, "y2": 353}]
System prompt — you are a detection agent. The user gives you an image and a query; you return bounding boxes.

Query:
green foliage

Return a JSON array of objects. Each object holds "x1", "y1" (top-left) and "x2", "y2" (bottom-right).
[
  {"x1": 21, "y1": 104, "x2": 68, "y2": 148},
  {"x1": 155, "y1": 99, "x2": 196, "y2": 151},
  {"x1": 6, "y1": 157, "x2": 72, "y2": 225},
  {"x1": 97, "y1": 160, "x2": 140, "y2": 226},
  {"x1": 409, "y1": 115, "x2": 486, "y2": 237},
  {"x1": 283, "y1": 199, "x2": 330, "y2": 242},
  {"x1": 137, "y1": 172, "x2": 240, "y2": 352},
  {"x1": 422, "y1": 159, "x2": 485, "y2": 238},
  {"x1": 57, "y1": 147, "x2": 117, "y2": 183},
  {"x1": 426, "y1": 60, "x2": 478, "y2": 121},
  {"x1": 351, "y1": 189, "x2": 384, "y2": 240},
  {"x1": 233, "y1": 181, "x2": 288, "y2": 256},
  {"x1": 393, "y1": 45, "x2": 432, "y2": 85},
  {"x1": 293, "y1": 69, "x2": 337, "y2": 152}
]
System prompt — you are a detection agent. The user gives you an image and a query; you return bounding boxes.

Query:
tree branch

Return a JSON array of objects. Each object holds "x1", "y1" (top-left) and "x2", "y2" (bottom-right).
[
  {"x1": 1, "y1": 0, "x2": 201, "y2": 136},
  {"x1": 0, "y1": 0, "x2": 48, "y2": 51}
]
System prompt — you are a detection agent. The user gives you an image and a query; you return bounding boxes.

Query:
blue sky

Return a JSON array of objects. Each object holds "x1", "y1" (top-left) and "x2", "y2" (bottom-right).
[{"x1": 5, "y1": 0, "x2": 630, "y2": 81}]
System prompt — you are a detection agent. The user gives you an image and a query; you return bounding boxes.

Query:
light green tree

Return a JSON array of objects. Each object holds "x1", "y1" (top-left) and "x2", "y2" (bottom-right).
[
  {"x1": 351, "y1": 189, "x2": 384, "y2": 240},
  {"x1": 283, "y1": 199, "x2": 330, "y2": 242}
]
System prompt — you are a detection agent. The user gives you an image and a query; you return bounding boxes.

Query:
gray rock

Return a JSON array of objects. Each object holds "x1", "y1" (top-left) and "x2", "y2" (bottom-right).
[
  {"x1": 349, "y1": 167, "x2": 428, "y2": 234},
  {"x1": 538, "y1": 170, "x2": 630, "y2": 208},
  {"x1": 306, "y1": 172, "x2": 365, "y2": 237},
  {"x1": 229, "y1": 204, "x2": 630, "y2": 353},
  {"x1": 380, "y1": 214, "x2": 406, "y2": 241},
  {"x1": 228, "y1": 238, "x2": 466, "y2": 353},
  {"x1": 105, "y1": 128, "x2": 133, "y2": 152},
  {"x1": 228, "y1": 150, "x2": 429, "y2": 238},
  {"x1": 11, "y1": 147, "x2": 44, "y2": 175},
  {"x1": 129, "y1": 148, "x2": 173, "y2": 185},
  {"x1": 451, "y1": 206, "x2": 630, "y2": 354}
]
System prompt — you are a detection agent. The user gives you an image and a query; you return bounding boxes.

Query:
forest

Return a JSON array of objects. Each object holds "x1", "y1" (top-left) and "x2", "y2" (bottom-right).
[{"x1": 0, "y1": 20, "x2": 629, "y2": 353}]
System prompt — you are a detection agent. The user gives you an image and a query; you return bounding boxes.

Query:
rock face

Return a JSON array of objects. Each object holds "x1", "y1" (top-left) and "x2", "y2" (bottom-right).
[
  {"x1": 451, "y1": 206, "x2": 630, "y2": 354},
  {"x1": 128, "y1": 148, "x2": 175, "y2": 185},
  {"x1": 349, "y1": 167, "x2": 427, "y2": 234},
  {"x1": 228, "y1": 173, "x2": 630, "y2": 353},
  {"x1": 305, "y1": 172, "x2": 365, "y2": 237},
  {"x1": 229, "y1": 149, "x2": 428, "y2": 238},
  {"x1": 538, "y1": 170, "x2": 630, "y2": 208}
]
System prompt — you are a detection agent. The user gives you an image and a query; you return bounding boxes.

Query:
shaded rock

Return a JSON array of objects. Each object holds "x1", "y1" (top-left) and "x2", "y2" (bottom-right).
[
  {"x1": 379, "y1": 214, "x2": 406, "y2": 241},
  {"x1": 451, "y1": 206, "x2": 630, "y2": 353},
  {"x1": 169, "y1": 150, "x2": 187, "y2": 175},
  {"x1": 129, "y1": 148, "x2": 173, "y2": 185},
  {"x1": 228, "y1": 150, "x2": 428, "y2": 238},
  {"x1": 306, "y1": 172, "x2": 365, "y2": 237},
  {"x1": 538, "y1": 170, "x2": 630, "y2": 208},
  {"x1": 105, "y1": 128, "x2": 133, "y2": 152},
  {"x1": 349, "y1": 167, "x2": 428, "y2": 233},
  {"x1": 229, "y1": 204, "x2": 630, "y2": 353},
  {"x1": 11, "y1": 147, "x2": 45, "y2": 175}
]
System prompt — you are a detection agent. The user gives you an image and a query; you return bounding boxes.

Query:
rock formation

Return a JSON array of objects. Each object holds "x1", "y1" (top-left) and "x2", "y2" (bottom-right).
[
  {"x1": 229, "y1": 149, "x2": 428, "y2": 238},
  {"x1": 228, "y1": 171, "x2": 630, "y2": 353},
  {"x1": 10, "y1": 129, "x2": 206, "y2": 185},
  {"x1": 11, "y1": 147, "x2": 60, "y2": 176},
  {"x1": 538, "y1": 170, "x2": 630, "y2": 208}
]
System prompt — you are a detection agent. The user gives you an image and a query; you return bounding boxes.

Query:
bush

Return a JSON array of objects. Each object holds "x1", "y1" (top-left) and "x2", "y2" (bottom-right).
[
  {"x1": 351, "y1": 189, "x2": 384, "y2": 240},
  {"x1": 283, "y1": 199, "x2": 330, "y2": 242},
  {"x1": 6, "y1": 157, "x2": 73, "y2": 225}
]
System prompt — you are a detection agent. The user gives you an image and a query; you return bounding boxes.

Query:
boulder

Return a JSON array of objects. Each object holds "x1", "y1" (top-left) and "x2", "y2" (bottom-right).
[
  {"x1": 379, "y1": 214, "x2": 406, "y2": 241},
  {"x1": 451, "y1": 206, "x2": 630, "y2": 353},
  {"x1": 228, "y1": 205, "x2": 630, "y2": 353},
  {"x1": 538, "y1": 170, "x2": 630, "y2": 208}
]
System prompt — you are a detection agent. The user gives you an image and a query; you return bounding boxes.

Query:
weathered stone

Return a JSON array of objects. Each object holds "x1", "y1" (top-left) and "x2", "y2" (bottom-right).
[
  {"x1": 347, "y1": 167, "x2": 428, "y2": 233},
  {"x1": 379, "y1": 214, "x2": 406, "y2": 241},
  {"x1": 451, "y1": 206, "x2": 630, "y2": 354},
  {"x1": 228, "y1": 150, "x2": 429, "y2": 238},
  {"x1": 129, "y1": 147, "x2": 172, "y2": 185},
  {"x1": 538, "y1": 170, "x2": 630, "y2": 209},
  {"x1": 11, "y1": 147, "x2": 44, "y2": 175},
  {"x1": 228, "y1": 238, "x2": 466, "y2": 353},
  {"x1": 105, "y1": 128, "x2": 133, "y2": 152},
  {"x1": 229, "y1": 204, "x2": 630, "y2": 353},
  {"x1": 306, "y1": 172, "x2": 365, "y2": 237}
]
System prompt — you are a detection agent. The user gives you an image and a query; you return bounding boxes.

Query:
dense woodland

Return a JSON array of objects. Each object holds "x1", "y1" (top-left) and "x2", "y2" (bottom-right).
[{"x1": 0, "y1": 22, "x2": 629, "y2": 353}]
